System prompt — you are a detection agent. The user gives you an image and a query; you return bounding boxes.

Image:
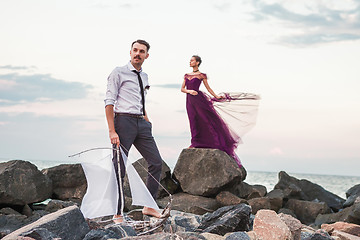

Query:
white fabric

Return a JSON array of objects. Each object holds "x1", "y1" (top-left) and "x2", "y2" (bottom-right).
[
  {"x1": 75, "y1": 148, "x2": 159, "y2": 219},
  {"x1": 213, "y1": 92, "x2": 260, "y2": 140},
  {"x1": 78, "y1": 149, "x2": 118, "y2": 219},
  {"x1": 120, "y1": 149, "x2": 160, "y2": 211}
]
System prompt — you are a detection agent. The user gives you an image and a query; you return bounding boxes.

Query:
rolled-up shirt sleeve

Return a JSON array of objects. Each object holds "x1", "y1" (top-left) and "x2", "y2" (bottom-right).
[{"x1": 104, "y1": 68, "x2": 120, "y2": 107}]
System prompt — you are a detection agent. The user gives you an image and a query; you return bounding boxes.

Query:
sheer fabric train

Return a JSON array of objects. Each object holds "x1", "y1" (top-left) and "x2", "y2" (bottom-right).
[{"x1": 73, "y1": 148, "x2": 159, "y2": 219}]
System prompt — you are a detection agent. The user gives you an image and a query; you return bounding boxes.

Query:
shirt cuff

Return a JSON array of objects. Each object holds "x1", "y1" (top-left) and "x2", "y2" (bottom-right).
[{"x1": 104, "y1": 99, "x2": 115, "y2": 107}]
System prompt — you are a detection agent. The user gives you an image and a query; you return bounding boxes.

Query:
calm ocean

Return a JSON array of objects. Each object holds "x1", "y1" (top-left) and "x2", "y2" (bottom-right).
[
  {"x1": 3, "y1": 159, "x2": 359, "y2": 200},
  {"x1": 246, "y1": 171, "x2": 360, "y2": 199}
]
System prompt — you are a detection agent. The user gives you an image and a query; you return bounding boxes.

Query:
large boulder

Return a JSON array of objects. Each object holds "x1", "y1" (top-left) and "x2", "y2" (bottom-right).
[
  {"x1": 196, "y1": 204, "x2": 252, "y2": 236},
  {"x1": 3, "y1": 205, "x2": 89, "y2": 240},
  {"x1": 157, "y1": 192, "x2": 219, "y2": 215},
  {"x1": 344, "y1": 184, "x2": 360, "y2": 208},
  {"x1": 252, "y1": 209, "x2": 292, "y2": 240},
  {"x1": 228, "y1": 182, "x2": 266, "y2": 200},
  {"x1": 173, "y1": 148, "x2": 246, "y2": 197},
  {"x1": 42, "y1": 164, "x2": 87, "y2": 201},
  {"x1": 0, "y1": 210, "x2": 48, "y2": 237},
  {"x1": 0, "y1": 160, "x2": 52, "y2": 205},
  {"x1": 123, "y1": 158, "x2": 178, "y2": 199},
  {"x1": 267, "y1": 189, "x2": 285, "y2": 212},
  {"x1": 315, "y1": 203, "x2": 360, "y2": 226},
  {"x1": 274, "y1": 171, "x2": 345, "y2": 211},
  {"x1": 285, "y1": 199, "x2": 331, "y2": 225}
]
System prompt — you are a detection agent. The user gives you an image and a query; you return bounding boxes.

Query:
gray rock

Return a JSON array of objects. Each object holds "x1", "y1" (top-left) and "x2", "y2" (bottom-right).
[
  {"x1": 278, "y1": 208, "x2": 297, "y2": 218},
  {"x1": 267, "y1": 189, "x2": 284, "y2": 212},
  {"x1": 301, "y1": 230, "x2": 333, "y2": 240},
  {"x1": 157, "y1": 193, "x2": 219, "y2": 215},
  {"x1": 315, "y1": 203, "x2": 360, "y2": 226},
  {"x1": 252, "y1": 185, "x2": 267, "y2": 198},
  {"x1": 227, "y1": 182, "x2": 263, "y2": 200},
  {"x1": 42, "y1": 163, "x2": 87, "y2": 200},
  {"x1": 215, "y1": 191, "x2": 248, "y2": 207},
  {"x1": 0, "y1": 211, "x2": 47, "y2": 238},
  {"x1": 2, "y1": 205, "x2": 89, "y2": 240},
  {"x1": 197, "y1": 204, "x2": 252, "y2": 236},
  {"x1": 225, "y1": 232, "x2": 250, "y2": 240},
  {"x1": 0, "y1": 214, "x2": 27, "y2": 236},
  {"x1": 83, "y1": 228, "x2": 120, "y2": 240},
  {"x1": 345, "y1": 184, "x2": 360, "y2": 208},
  {"x1": 121, "y1": 232, "x2": 207, "y2": 239},
  {"x1": 344, "y1": 195, "x2": 360, "y2": 208},
  {"x1": 285, "y1": 199, "x2": 331, "y2": 225},
  {"x1": 173, "y1": 148, "x2": 246, "y2": 197},
  {"x1": 247, "y1": 197, "x2": 271, "y2": 214},
  {"x1": 0, "y1": 207, "x2": 22, "y2": 215},
  {"x1": 44, "y1": 199, "x2": 78, "y2": 212},
  {"x1": 22, "y1": 204, "x2": 32, "y2": 217},
  {"x1": 275, "y1": 171, "x2": 345, "y2": 212},
  {"x1": 123, "y1": 158, "x2": 178, "y2": 200},
  {"x1": 19, "y1": 227, "x2": 59, "y2": 240},
  {"x1": 164, "y1": 210, "x2": 202, "y2": 233},
  {"x1": 346, "y1": 184, "x2": 360, "y2": 198},
  {"x1": 0, "y1": 160, "x2": 52, "y2": 205},
  {"x1": 105, "y1": 225, "x2": 137, "y2": 237}
]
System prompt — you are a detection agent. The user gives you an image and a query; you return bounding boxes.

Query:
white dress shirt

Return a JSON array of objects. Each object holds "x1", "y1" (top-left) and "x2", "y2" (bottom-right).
[{"x1": 104, "y1": 61, "x2": 149, "y2": 114}]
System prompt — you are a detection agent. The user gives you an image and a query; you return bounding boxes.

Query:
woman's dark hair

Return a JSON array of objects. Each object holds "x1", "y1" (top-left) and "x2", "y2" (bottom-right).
[
  {"x1": 192, "y1": 55, "x2": 202, "y2": 66},
  {"x1": 131, "y1": 39, "x2": 150, "y2": 52}
]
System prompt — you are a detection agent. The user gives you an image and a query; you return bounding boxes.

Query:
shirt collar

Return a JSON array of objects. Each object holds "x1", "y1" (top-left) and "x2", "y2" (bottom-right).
[{"x1": 127, "y1": 61, "x2": 142, "y2": 73}]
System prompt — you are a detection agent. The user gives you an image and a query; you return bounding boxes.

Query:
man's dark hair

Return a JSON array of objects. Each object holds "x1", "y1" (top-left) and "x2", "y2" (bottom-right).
[
  {"x1": 192, "y1": 55, "x2": 202, "y2": 66},
  {"x1": 131, "y1": 39, "x2": 150, "y2": 52}
]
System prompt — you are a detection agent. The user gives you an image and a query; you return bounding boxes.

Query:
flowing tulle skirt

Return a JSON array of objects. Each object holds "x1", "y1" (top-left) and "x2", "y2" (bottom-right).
[{"x1": 186, "y1": 92, "x2": 260, "y2": 167}]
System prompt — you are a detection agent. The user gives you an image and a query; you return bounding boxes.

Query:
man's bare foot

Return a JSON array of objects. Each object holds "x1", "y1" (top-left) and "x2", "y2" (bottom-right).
[
  {"x1": 142, "y1": 207, "x2": 161, "y2": 218},
  {"x1": 112, "y1": 214, "x2": 123, "y2": 223}
]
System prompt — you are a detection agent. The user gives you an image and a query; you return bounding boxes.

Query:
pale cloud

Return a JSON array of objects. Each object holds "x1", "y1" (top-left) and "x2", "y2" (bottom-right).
[
  {"x1": 0, "y1": 65, "x2": 37, "y2": 70},
  {"x1": 250, "y1": 0, "x2": 360, "y2": 45},
  {"x1": 269, "y1": 147, "x2": 284, "y2": 155},
  {"x1": 0, "y1": 79, "x2": 18, "y2": 90},
  {"x1": 0, "y1": 72, "x2": 92, "y2": 104}
]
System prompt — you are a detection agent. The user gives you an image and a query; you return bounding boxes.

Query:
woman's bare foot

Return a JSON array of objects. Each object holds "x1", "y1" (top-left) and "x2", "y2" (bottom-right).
[
  {"x1": 142, "y1": 207, "x2": 161, "y2": 218},
  {"x1": 112, "y1": 214, "x2": 123, "y2": 223}
]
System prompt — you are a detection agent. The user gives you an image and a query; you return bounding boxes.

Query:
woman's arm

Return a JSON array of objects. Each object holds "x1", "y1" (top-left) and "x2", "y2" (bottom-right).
[
  {"x1": 203, "y1": 78, "x2": 221, "y2": 99},
  {"x1": 181, "y1": 79, "x2": 198, "y2": 95}
]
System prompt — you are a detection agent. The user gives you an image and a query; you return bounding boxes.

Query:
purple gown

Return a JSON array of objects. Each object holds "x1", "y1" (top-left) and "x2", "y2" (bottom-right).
[{"x1": 184, "y1": 73, "x2": 242, "y2": 167}]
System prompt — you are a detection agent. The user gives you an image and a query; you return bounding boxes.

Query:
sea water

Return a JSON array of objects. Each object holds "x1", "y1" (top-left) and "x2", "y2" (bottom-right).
[
  {"x1": 2, "y1": 159, "x2": 359, "y2": 199},
  {"x1": 246, "y1": 171, "x2": 360, "y2": 199}
]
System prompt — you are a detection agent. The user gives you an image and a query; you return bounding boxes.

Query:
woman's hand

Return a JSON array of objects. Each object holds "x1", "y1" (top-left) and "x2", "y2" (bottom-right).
[
  {"x1": 189, "y1": 90, "x2": 198, "y2": 96},
  {"x1": 215, "y1": 95, "x2": 224, "y2": 99}
]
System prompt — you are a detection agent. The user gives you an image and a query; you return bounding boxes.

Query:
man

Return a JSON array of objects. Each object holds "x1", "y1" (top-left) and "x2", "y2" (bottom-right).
[{"x1": 104, "y1": 40, "x2": 163, "y2": 222}]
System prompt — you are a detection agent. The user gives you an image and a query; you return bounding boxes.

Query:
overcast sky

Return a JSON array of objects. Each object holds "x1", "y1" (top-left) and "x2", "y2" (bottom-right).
[{"x1": 1, "y1": 0, "x2": 359, "y2": 176}]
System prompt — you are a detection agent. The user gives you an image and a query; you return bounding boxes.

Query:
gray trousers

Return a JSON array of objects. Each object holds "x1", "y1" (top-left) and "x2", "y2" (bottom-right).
[{"x1": 112, "y1": 114, "x2": 163, "y2": 215}]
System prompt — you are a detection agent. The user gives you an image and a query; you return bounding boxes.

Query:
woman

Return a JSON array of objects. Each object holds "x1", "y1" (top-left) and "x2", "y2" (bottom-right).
[{"x1": 181, "y1": 55, "x2": 260, "y2": 168}]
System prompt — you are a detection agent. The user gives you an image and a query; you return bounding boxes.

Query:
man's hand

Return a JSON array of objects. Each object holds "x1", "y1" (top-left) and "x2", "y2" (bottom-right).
[{"x1": 109, "y1": 130, "x2": 120, "y2": 147}]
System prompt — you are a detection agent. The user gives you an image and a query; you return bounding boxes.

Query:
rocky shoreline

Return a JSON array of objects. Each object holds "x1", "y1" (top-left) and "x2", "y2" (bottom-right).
[{"x1": 1, "y1": 148, "x2": 360, "y2": 239}]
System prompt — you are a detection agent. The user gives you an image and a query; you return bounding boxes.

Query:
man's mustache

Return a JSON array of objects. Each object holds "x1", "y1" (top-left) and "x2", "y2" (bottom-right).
[{"x1": 134, "y1": 55, "x2": 142, "y2": 60}]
